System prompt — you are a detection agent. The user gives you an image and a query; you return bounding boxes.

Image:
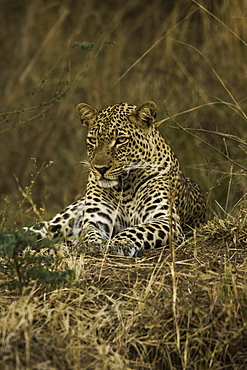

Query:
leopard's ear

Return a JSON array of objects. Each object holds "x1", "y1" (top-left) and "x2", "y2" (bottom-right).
[
  {"x1": 76, "y1": 103, "x2": 98, "y2": 127},
  {"x1": 130, "y1": 101, "x2": 157, "y2": 128}
]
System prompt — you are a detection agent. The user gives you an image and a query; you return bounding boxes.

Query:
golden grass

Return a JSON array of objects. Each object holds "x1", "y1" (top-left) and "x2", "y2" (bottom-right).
[{"x1": 1, "y1": 217, "x2": 247, "y2": 369}]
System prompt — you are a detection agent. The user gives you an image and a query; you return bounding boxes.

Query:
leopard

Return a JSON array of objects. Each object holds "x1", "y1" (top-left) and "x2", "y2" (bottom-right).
[{"x1": 28, "y1": 101, "x2": 206, "y2": 256}]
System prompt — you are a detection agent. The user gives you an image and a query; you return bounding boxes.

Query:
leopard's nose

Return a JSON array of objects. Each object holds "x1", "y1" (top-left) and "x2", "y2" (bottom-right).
[{"x1": 94, "y1": 166, "x2": 111, "y2": 176}]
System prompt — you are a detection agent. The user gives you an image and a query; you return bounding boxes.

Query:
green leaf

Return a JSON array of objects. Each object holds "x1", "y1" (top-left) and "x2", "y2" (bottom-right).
[
  {"x1": 105, "y1": 40, "x2": 118, "y2": 47},
  {"x1": 73, "y1": 41, "x2": 94, "y2": 51}
]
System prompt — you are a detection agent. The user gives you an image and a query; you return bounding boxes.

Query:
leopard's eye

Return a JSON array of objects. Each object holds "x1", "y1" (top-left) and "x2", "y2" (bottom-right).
[
  {"x1": 87, "y1": 136, "x2": 97, "y2": 145},
  {"x1": 115, "y1": 136, "x2": 129, "y2": 146}
]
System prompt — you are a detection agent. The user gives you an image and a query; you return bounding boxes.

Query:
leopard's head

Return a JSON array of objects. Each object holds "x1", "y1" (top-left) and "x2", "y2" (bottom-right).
[{"x1": 76, "y1": 101, "x2": 157, "y2": 188}]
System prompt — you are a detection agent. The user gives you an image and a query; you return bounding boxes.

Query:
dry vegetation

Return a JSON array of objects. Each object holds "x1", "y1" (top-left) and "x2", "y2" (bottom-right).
[
  {"x1": 1, "y1": 218, "x2": 247, "y2": 369},
  {"x1": 0, "y1": 0, "x2": 247, "y2": 369}
]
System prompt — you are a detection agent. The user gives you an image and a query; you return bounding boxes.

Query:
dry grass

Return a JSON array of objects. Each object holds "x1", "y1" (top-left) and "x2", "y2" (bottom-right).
[
  {"x1": 1, "y1": 216, "x2": 247, "y2": 369},
  {"x1": 1, "y1": 1, "x2": 247, "y2": 368}
]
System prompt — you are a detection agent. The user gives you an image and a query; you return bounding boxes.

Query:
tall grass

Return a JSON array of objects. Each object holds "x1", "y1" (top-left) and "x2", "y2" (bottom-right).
[{"x1": 0, "y1": 0, "x2": 246, "y2": 223}]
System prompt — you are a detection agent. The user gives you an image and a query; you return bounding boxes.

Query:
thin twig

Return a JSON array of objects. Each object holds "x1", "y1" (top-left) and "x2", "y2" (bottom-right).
[
  {"x1": 164, "y1": 107, "x2": 247, "y2": 172},
  {"x1": 156, "y1": 101, "x2": 246, "y2": 128}
]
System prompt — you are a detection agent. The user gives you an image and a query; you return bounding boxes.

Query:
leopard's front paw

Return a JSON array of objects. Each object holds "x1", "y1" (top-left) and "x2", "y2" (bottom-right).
[
  {"x1": 76, "y1": 239, "x2": 105, "y2": 254},
  {"x1": 76, "y1": 228, "x2": 107, "y2": 254},
  {"x1": 102, "y1": 239, "x2": 139, "y2": 257}
]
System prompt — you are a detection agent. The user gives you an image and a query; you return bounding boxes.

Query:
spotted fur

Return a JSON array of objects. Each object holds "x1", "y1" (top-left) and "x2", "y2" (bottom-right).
[{"x1": 28, "y1": 101, "x2": 206, "y2": 256}]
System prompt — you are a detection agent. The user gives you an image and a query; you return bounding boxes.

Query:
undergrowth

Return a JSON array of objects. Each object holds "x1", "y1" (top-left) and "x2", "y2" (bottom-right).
[
  {"x1": 0, "y1": 216, "x2": 247, "y2": 369},
  {"x1": 0, "y1": 228, "x2": 73, "y2": 294}
]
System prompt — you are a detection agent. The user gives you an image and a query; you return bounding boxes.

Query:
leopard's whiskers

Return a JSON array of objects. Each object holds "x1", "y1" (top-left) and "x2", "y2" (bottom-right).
[{"x1": 74, "y1": 160, "x2": 91, "y2": 173}]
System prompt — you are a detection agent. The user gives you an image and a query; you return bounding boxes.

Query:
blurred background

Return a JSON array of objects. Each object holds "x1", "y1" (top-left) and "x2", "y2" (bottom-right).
[{"x1": 0, "y1": 0, "x2": 246, "y2": 226}]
